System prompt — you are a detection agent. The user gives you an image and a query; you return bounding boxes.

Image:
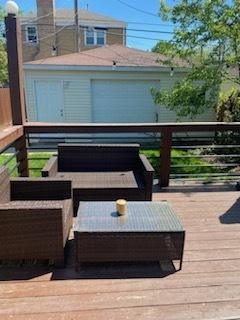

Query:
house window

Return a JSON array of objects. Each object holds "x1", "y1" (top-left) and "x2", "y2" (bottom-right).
[
  {"x1": 86, "y1": 30, "x2": 95, "y2": 45},
  {"x1": 85, "y1": 28, "x2": 106, "y2": 46},
  {"x1": 96, "y1": 30, "x2": 105, "y2": 45},
  {"x1": 26, "y1": 26, "x2": 38, "y2": 44}
]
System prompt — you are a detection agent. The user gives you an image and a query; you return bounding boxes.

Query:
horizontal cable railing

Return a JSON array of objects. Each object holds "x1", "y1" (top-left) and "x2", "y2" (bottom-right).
[
  {"x1": 0, "y1": 145, "x2": 20, "y2": 177},
  {"x1": 169, "y1": 133, "x2": 240, "y2": 182},
  {"x1": 25, "y1": 127, "x2": 240, "y2": 185},
  {"x1": 0, "y1": 122, "x2": 239, "y2": 185}
]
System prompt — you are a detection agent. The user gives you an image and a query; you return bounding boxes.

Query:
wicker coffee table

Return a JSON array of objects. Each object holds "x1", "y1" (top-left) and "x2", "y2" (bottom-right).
[{"x1": 74, "y1": 201, "x2": 185, "y2": 271}]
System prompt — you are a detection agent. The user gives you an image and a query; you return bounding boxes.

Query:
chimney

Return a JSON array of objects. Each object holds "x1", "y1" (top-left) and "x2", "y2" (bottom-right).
[
  {"x1": 36, "y1": 0, "x2": 55, "y2": 23},
  {"x1": 36, "y1": 0, "x2": 56, "y2": 59}
]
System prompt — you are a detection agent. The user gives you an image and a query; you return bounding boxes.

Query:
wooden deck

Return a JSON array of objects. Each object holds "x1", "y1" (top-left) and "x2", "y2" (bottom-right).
[{"x1": 1, "y1": 185, "x2": 240, "y2": 319}]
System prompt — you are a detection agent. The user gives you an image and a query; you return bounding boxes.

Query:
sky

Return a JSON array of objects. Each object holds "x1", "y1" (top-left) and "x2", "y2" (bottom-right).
[{"x1": 0, "y1": 0, "x2": 175, "y2": 50}]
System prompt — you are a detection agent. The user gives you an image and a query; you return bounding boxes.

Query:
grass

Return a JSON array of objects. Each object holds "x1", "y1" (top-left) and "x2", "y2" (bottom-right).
[
  {"x1": 0, "y1": 152, "x2": 55, "y2": 177},
  {"x1": 142, "y1": 149, "x2": 234, "y2": 181},
  {"x1": 28, "y1": 152, "x2": 55, "y2": 177},
  {"x1": 0, "y1": 149, "x2": 237, "y2": 181}
]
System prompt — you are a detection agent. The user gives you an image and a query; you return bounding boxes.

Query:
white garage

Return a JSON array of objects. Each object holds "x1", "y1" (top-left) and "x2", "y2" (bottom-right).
[
  {"x1": 24, "y1": 45, "x2": 215, "y2": 125},
  {"x1": 92, "y1": 80, "x2": 159, "y2": 123}
]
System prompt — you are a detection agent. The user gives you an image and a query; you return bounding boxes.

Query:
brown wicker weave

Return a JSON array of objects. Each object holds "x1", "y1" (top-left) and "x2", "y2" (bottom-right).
[
  {"x1": 0, "y1": 166, "x2": 73, "y2": 267},
  {"x1": 74, "y1": 201, "x2": 185, "y2": 271},
  {"x1": 42, "y1": 144, "x2": 154, "y2": 215}
]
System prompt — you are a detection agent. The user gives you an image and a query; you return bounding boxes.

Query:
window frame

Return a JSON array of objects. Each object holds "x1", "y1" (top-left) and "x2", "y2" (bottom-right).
[
  {"x1": 85, "y1": 29, "x2": 95, "y2": 46},
  {"x1": 25, "y1": 25, "x2": 38, "y2": 45},
  {"x1": 84, "y1": 28, "x2": 106, "y2": 47}
]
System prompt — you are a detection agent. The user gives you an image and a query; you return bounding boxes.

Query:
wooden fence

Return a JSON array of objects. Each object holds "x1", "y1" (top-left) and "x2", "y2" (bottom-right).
[{"x1": 0, "y1": 88, "x2": 12, "y2": 128}]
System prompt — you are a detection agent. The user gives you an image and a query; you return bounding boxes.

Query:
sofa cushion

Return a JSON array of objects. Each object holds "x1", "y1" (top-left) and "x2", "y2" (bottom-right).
[
  {"x1": 58, "y1": 144, "x2": 140, "y2": 172},
  {"x1": 56, "y1": 171, "x2": 144, "y2": 189},
  {"x1": 0, "y1": 166, "x2": 10, "y2": 204},
  {"x1": 0, "y1": 200, "x2": 69, "y2": 210}
]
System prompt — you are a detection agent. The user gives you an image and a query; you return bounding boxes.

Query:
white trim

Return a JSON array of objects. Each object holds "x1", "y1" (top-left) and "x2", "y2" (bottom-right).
[
  {"x1": 122, "y1": 28, "x2": 126, "y2": 46},
  {"x1": 20, "y1": 19, "x2": 127, "y2": 29},
  {"x1": 25, "y1": 25, "x2": 38, "y2": 44},
  {"x1": 84, "y1": 28, "x2": 106, "y2": 47},
  {"x1": 84, "y1": 29, "x2": 94, "y2": 46},
  {"x1": 24, "y1": 64, "x2": 190, "y2": 73},
  {"x1": 56, "y1": 19, "x2": 127, "y2": 28}
]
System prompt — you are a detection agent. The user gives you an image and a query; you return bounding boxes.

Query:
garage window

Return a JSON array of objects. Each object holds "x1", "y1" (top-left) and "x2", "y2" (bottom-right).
[{"x1": 85, "y1": 28, "x2": 106, "y2": 46}]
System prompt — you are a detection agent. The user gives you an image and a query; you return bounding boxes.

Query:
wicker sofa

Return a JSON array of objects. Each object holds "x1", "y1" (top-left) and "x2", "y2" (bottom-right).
[
  {"x1": 0, "y1": 166, "x2": 73, "y2": 267},
  {"x1": 42, "y1": 144, "x2": 154, "y2": 215}
]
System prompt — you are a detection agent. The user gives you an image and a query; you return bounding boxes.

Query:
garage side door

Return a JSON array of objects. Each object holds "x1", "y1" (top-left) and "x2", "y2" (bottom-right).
[
  {"x1": 92, "y1": 80, "x2": 159, "y2": 123},
  {"x1": 35, "y1": 80, "x2": 64, "y2": 122}
]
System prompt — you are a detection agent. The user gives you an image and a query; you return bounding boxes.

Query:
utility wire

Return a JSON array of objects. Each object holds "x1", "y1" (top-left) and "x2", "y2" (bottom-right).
[
  {"x1": 20, "y1": 0, "x2": 76, "y2": 23},
  {"x1": 20, "y1": 19, "x2": 173, "y2": 28},
  {"x1": 39, "y1": 38, "x2": 175, "y2": 67},
  {"x1": 20, "y1": 21, "x2": 173, "y2": 44},
  {"x1": 21, "y1": 25, "x2": 174, "y2": 35},
  {"x1": 23, "y1": 24, "x2": 66, "y2": 44},
  {"x1": 127, "y1": 28, "x2": 173, "y2": 34},
  {"x1": 22, "y1": 10, "x2": 80, "y2": 44},
  {"x1": 85, "y1": 28, "x2": 172, "y2": 42},
  {"x1": 22, "y1": 12, "x2": 54, "y2": 23},
  {"x1": 7, "y1": 24, "x2": 172, "y2": 44},
  {"x1": 38, "y1": 38, "x2": 119, "y2": 64},
  {"x1": 116, "y1": 0, "x2": 159, "y2": 18}
]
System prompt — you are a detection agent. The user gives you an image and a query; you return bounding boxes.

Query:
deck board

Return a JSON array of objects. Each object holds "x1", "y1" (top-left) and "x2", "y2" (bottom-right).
[{"x1": 0, "y1": 186, "x2": 240, "y2": 319}]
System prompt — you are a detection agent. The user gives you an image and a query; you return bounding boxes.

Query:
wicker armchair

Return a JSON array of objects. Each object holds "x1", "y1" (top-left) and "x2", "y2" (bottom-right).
[
  {"x1": 42, "y1": 144, "x2": 154, "y2": 215},
  {"x1": 0, "y1": 166, "x2": 73, "y2": 267}
]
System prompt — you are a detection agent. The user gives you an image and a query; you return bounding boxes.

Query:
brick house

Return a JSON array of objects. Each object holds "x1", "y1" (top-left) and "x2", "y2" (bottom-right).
[{"x1": 20, "y1": 0, "x2": 127, "y2": 62}]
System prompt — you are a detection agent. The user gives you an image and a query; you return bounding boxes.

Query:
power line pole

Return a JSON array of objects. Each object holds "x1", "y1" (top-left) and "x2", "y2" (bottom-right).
[{"x1": 74, "y1": 0, "x2": 80, "y2": 52}]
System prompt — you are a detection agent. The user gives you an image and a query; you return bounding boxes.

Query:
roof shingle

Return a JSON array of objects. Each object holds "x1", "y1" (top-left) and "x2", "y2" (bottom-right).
[
  {"x1": 25, "y1": 45, "x2": 189, "y2": 68},
  {"x1": 20, "y1": 9, "x2": 126, "y2": 28}
]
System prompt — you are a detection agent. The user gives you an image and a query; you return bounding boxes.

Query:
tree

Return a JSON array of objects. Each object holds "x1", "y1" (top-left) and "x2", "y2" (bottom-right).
[
  {"x1": 216, "y1": 89, "x2": 240, "y2": 122},
  {"x1": 0, "y1": 5, "x2": 8, "y2": 86},
  {"x1": 0, "y1": 5, "x2": 6, "y2": 39},
  {"x1": 152, "y1": 40, "x2": 178, "y2": 56},
  {"x1": 152, "y1": 0, "x2": 240, "y2": 119},
  {"x1": 0, "y1": 42, "x2": 7, "y2": 86},
  {"x1": 0, "y1": 5, "x2": 4, "y2": 17}
]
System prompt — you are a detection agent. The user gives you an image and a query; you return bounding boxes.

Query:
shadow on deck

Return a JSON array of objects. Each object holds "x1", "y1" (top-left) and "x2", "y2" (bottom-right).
[{"x1": 0, "y1": 239, "x2": 177, "y2": 281}]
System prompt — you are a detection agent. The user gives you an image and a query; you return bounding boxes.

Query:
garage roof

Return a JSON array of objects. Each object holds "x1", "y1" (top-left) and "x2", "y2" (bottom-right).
[{"x1": 25, "y1": 45, "x2": 189, "y2": 68}]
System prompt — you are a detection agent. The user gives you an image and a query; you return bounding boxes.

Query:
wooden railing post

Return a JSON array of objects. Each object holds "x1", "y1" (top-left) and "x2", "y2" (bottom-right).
[
  {"x1": 159, "y1": 129, "x2": 172, "y2": 187},
  {"x1": 5, "y1": 14, "x2": 26, "y2": 125},
  {"x1": 14, "y1": 136, "x2": 28, "y2": 177},
  {"x1": 5, "y1": 14, "x2": 29, "y2": 176}
]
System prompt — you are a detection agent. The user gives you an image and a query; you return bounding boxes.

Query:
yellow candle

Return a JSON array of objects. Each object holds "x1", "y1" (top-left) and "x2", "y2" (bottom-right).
[{"x1": 116, "y1": 199, "x2": 127, "y2": 216}]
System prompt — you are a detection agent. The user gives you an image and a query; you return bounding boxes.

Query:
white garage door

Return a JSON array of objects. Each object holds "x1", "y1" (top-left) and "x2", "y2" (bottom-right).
[{"x1": 92, "y1": 80, "x2": 159, "y2": 123}]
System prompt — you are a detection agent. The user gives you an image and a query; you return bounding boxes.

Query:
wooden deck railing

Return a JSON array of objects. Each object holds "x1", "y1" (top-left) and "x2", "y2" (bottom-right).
[
  {"x1": 0, "y1": 122, "x2": 239, "y2": 186},
  {"x1": 0, "y1": 88, "x2": 12, "y2": 128},
  {"x1": 24, "y1": 122, "x2": 240, "y2": 186}
]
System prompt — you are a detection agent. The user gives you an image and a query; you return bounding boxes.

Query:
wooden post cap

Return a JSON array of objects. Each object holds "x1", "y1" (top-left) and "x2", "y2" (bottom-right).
[{"x1": 116, "y1": 199, "x2": 127, "y2": 216}]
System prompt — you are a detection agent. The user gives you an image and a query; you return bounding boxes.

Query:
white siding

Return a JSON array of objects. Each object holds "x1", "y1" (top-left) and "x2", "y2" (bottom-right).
[
  {"x1": 24, "y1": 69, "x2": 216, "y2": 125},
  {"x1": 24, "y1": 70, "x2": 92, "y2": 123},
  {"x1": 63, "y1": 80, "x2": 91, "y2": 123},
  {"x1": 25, "y1": 76, "x2": 37, "y2": 121},
  {"x1": 92, "y1": 79, "x2": 159, "y2": 123}
]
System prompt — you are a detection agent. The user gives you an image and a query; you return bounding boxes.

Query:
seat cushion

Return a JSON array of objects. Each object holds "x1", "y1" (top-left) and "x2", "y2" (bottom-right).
[
  {"x1": 0, "y1": 166, "x2": 10, "y2": 204},
  {"x1": 0, "y1": 200, "x2": 70, "y2": 210},
  {"x1": 56, "y1": 171, "x2": 143, "y2": 189}
]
